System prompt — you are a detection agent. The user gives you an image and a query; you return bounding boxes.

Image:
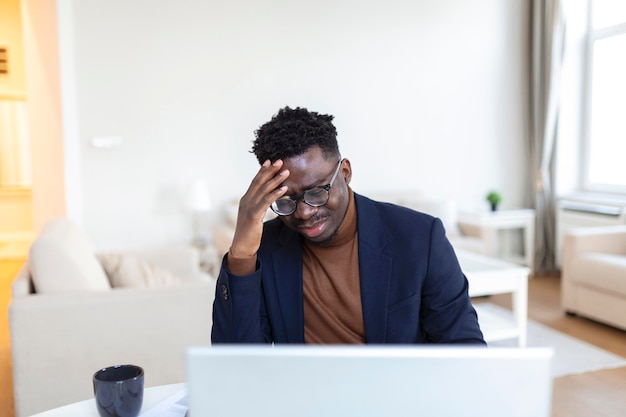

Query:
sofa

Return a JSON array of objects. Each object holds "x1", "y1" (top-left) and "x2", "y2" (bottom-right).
[
  {"x1": 9, "y1": 218, "x2": 216, "y2": 417},
  {"x1": 561, "y1": 225, "x2": 626, "y2": 331}
]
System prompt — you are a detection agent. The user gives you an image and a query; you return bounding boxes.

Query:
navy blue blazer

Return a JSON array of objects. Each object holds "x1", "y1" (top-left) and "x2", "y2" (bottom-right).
[{"x1": 211, "y1": 193, "x2": 485, "y2": 344}]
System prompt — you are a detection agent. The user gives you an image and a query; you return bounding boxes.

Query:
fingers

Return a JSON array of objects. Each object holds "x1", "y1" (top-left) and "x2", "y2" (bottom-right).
[
  {"x1": 230, "y1": 160, "x2": 289, "y2": 258},
  {"x1": 254, "y1": 159, "x2": 287, "y2": 188},
  {"x1": 246, "y1": 159, "x2": 290, "y2": 209}
]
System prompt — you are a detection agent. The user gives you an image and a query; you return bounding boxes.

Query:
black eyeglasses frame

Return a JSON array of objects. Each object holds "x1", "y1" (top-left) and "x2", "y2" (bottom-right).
[{"x1": 270, "y1": 158, "x2": 344, "y2": 216}]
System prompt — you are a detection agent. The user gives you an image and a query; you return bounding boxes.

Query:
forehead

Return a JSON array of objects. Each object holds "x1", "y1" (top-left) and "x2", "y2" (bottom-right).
[{"x1": 282, "y1": 147, "x2": 337, "y2": 191}]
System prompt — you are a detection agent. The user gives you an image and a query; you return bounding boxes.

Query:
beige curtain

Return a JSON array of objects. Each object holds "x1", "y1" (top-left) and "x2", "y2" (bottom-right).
[
  {"x1": 0, "y1": 99, "x2": 32, "y2": 187},
  {"x1": 529, "y1": 0, "x2": 566, "y2": 275}
]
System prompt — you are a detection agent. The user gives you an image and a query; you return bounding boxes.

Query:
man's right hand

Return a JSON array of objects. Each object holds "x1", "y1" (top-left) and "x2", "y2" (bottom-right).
[{"x1": 228, "y1": 159, "x2": 289, "y2": 271}]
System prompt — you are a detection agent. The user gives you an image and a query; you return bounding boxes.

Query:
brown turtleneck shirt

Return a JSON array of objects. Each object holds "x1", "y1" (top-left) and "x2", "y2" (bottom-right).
[{"x1": 303, "y1": 189, "x2": 365, "y2": 343}]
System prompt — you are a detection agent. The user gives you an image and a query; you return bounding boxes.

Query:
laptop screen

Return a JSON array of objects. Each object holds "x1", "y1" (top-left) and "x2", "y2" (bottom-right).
[{"x1": 186, "y1": 345, "x2": 553, "y2": 417}]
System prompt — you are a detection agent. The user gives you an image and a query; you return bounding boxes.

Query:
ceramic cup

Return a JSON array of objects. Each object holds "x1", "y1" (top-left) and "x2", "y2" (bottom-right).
[{"x1": 93, "y1": 364, "x2": 144, "y2": 417}]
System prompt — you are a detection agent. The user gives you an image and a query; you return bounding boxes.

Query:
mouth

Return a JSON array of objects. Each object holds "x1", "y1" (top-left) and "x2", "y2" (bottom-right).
[{"x1": 297, "y1": 218, "x2": 328, "y2": 239}]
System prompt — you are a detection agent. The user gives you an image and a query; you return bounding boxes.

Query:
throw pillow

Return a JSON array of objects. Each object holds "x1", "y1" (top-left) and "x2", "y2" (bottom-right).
[
  {"x1": 97, "y1": 252, "x2": 181, "y2": 288},
  {"x1": 29, "y1": 218, "x2": 111, "y2": 294}
]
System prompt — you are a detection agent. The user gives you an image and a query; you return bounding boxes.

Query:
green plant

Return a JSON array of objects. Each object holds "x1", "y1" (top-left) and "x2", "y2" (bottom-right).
[{"x1": 486, "y1": 191, "x2": 502, "y2": 205}]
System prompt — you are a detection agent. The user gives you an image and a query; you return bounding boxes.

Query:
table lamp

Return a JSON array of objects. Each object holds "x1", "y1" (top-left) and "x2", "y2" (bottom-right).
[{"x1": 185, "y1": 179, "x2": 212, "y2": 246}]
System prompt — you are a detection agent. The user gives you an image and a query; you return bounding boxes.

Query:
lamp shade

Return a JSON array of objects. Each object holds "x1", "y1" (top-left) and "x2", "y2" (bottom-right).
[{"x1": 185, "y1": 179, "x2": 212, "y2": 212}]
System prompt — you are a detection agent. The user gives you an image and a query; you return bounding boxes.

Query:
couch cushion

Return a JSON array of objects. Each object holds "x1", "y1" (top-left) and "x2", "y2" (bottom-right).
[
  {"x1": 97, "y1": 252, "x2": 181, "y2": 288},
  {"x1": 573, "y1": 253, "x2": 626, "y2": 296},
  {"x1": 29, "y1": 218, "x2": 111, "y2": 293}
]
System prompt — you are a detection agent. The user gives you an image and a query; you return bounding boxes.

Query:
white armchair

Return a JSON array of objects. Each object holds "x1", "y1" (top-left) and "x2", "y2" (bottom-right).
[{"x1": 561, "y1": 225, "x2": 626, "y2": 331}]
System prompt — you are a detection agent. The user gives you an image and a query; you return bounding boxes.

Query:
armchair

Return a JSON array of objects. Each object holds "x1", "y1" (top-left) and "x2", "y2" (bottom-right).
[{"x1": 561, "y1": 225, "x2": 626, "y2": 331}]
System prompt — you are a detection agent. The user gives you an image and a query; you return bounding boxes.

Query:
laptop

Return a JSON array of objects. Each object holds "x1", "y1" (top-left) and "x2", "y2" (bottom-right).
[{"x1": 186, "y1": 345, "x2": 553, "y2": 417}]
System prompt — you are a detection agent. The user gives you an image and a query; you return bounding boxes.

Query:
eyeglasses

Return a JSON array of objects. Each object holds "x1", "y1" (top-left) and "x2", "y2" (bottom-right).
[{"x1": 271, "y1": 159, "x2": 343, "y2": 216}]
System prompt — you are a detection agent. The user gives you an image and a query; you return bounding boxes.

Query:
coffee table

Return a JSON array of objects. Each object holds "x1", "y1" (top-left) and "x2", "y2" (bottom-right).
[
  {"x1": 456, "y1": 250, "x2": 529, "y2": 347},
  {"x1": 30, "y1": 383, "x2": 185, "y2": 417}
]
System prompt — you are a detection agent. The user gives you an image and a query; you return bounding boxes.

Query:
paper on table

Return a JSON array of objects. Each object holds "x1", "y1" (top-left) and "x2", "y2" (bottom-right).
[{"x1": 140, "y1": 388, "x2": 188, "y2": 417}]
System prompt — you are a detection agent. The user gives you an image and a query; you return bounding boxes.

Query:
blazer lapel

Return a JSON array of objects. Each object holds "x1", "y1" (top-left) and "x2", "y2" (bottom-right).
[
  {"x1": 355, "y1": 195, "x2": 393, "y2": 343},
  {"x1": 272, "y1": 227, "x2": 305, "y2": 343}
]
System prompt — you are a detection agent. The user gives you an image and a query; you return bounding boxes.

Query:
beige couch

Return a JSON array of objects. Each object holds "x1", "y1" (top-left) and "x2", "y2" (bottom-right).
[
  {"x1": 561, "y1": 225, "x2": 626, "y2": 331},
  {"x1": 9, "y1": 218, "x2": 216, "y2": 416}
]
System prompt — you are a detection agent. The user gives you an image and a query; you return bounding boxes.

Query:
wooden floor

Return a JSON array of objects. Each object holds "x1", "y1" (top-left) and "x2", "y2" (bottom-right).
[
  {"x1": 478, "y1": 275, "x2": 626, "y2": 417},
  {"x1": 0, "y1": 260, "x2": 625, "y2": 416}
]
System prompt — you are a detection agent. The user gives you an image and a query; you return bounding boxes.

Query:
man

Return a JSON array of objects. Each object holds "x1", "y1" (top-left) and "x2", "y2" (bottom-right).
[{"x1": 212, "y1": 106, "x2": 485, "y2": 344}]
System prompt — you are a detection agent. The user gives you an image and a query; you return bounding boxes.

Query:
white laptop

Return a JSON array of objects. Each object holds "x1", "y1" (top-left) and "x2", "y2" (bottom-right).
[{"x1": 186, "y1": 345, "x2": 553, "y2": 417}]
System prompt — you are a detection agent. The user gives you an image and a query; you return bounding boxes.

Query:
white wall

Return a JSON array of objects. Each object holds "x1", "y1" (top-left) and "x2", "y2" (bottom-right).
[{"x1": 58, "y1": 0, "x2": 530, "y2": 251}]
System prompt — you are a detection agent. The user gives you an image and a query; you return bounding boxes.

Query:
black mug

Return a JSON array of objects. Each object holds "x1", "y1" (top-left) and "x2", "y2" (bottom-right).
[{"x1": 93, "y1": 364, "x2": 144, "y2": 417}]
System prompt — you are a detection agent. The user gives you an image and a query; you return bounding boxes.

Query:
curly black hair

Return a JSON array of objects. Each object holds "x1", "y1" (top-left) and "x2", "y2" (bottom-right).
[{"x1": 251, "y1": 106, "x2": 340, "y2": 164}]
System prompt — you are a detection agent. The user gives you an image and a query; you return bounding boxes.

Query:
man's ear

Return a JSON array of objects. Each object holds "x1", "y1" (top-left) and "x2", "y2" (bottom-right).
[{"x1": 341, "y1": 159, "x2": 352, "y2": 185}]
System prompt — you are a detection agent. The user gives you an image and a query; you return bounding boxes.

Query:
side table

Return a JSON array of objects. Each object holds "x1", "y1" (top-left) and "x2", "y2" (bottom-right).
[{"x1": 458, "y1": 209, "x2": 536, "y2": 272}]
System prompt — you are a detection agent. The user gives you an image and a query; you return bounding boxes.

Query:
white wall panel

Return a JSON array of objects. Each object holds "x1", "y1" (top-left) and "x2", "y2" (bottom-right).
[{"x1": 58, "y1": 0, "x2": 530, "y2": 250}]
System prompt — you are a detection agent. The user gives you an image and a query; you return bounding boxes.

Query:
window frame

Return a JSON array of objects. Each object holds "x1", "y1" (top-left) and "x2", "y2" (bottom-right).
[{"x1": 580, "y1": 0, "x2": 626, "y2": 194}]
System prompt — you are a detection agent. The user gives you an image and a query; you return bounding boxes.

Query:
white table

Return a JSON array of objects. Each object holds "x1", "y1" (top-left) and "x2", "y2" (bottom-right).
[
  {"x1": 458, "y1": 209, "x2": 536, "y2": 271},
  {"x1": 31, "y1": 383, "x2": 185, "y2": 417},
  {"x1": 457, "y1": 250, "x2": 529, "y2": 347}
]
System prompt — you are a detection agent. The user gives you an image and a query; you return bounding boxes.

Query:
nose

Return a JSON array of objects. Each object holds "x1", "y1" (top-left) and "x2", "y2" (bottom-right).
[{"x1": 292, "y1": 200, "x2": 317, "y2": 220}]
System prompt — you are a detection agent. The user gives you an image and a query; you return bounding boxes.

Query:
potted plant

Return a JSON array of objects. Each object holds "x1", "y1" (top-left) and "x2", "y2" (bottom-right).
[{"x1": 486, "y1": 191, "x2": 502, "y2": 212}]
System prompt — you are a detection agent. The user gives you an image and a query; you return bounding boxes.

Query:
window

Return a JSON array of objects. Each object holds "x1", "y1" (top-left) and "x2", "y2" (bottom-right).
[{"x1": 582, "y1": 0, "x2": 626, "y2": 193}]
